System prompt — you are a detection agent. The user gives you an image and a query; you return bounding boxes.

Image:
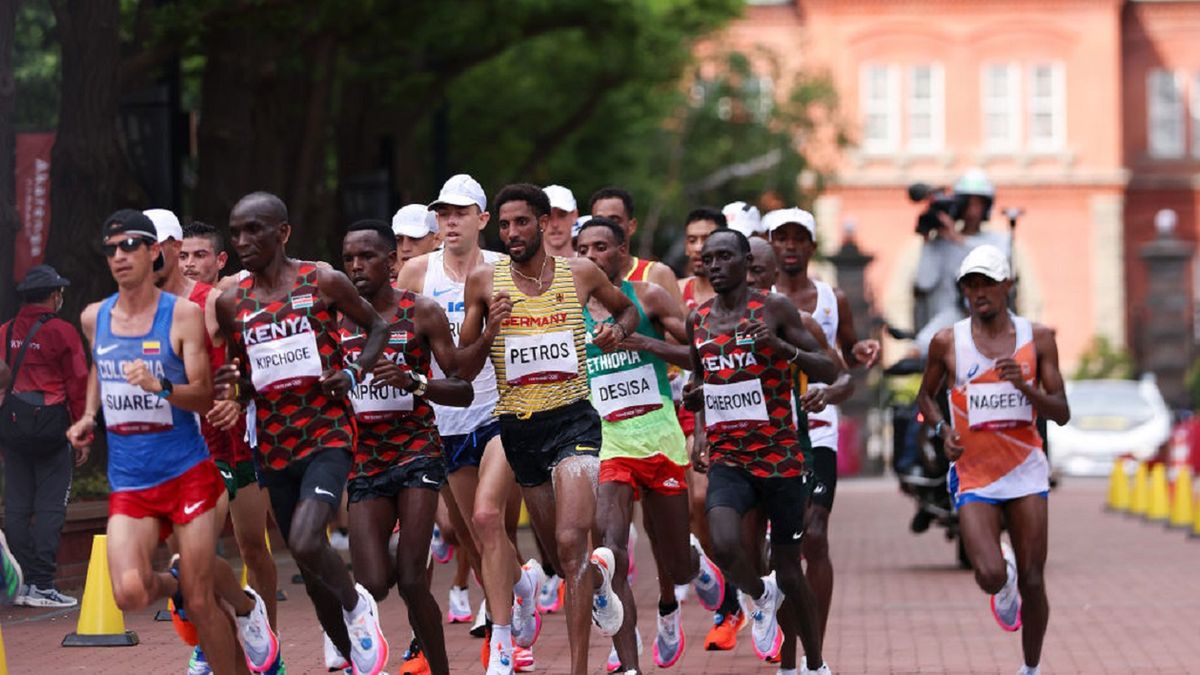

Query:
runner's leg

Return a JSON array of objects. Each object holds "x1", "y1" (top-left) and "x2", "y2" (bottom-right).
[
  {"x1": 958, "y1": 501, "x2": 1007, "y2": 594},
  {"x1": 770, "y1": 542, "x2": 822, "y2": 670},
  {"x1": 595, "y1": 481, "x2": 637, "y2": 669},
  {"x1": 549, "y1": 454, "x2": 599, "y2": 674},
  {"x1": 472, "y1": 438, "x2": 522, "y2": 626},
  {"x1": 174, "y1": 509, "x2": 246, "y2": 674},
  {"x1": 230, "y1": 482, "x2": 278, "y2": 627},
  {"x1": 393, "y1": 487, "x2": 448, "y2": 675},
  {"x1": 287, "y1": 498, "x2": 358, "y2": 657},
  {"x1": 107, "y1": 514, "x2": 173, "y2": 611},
  {"x1": 1005, "y1": 494, "x2": 1049, "y2": 669},
  {"x1": 803, "y1": 504, "x2": 833, "y2": 645}
]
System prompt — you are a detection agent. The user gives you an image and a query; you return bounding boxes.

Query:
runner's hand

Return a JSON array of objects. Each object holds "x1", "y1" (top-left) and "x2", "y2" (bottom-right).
[
  {"x1": 852, "y1": 339, "x2": 881, "y2": 368},
  {"x1": 372, "y1": 361, "x2": 414, "y2": 391},
  {"x1": 320, "y1": 369, "x2": 352, "y2": 398},
  {"x1": 681, "y1": 379, "x2": 703, "y2": 412},
  {"x1": 617, "y1": 331, "x2": 648, "y2": 352},
  {"x1": 591, "y1": 323, "x2": 622, "y2": 352},
  {"x1": 800, "y1": 387, "x2": 829, "y2": 413},
  {"x1": 941, "y1": 426, "x2": 965, "y2": 461},
  {"x1": 207, "y1": 399, "x2": 242, "y2": 431},
  {"x1": 690, "y1": 431, "x2": 710, "y2": 473},
  {"x1": 994, "y1": 358, "x2": 1029, "y2": 391},
  {"x1": 740, "y1": 319, "x2": 778, "y2": 351},
  {"x1": 214, "y1": 359, "x2": 242, "y2": 400},
  {"x1": 123, "y1": 359, "x2": 162, "y2": 393},
  {"x1": 66, "y1": 416, "x2": 95, "y2": 451},
  {"x1": 486, "y1": 292, "x2": 513, "y2": 338}
]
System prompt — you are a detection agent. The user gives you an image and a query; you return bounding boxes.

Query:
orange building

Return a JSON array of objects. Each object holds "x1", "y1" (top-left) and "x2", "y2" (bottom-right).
[{"x1": 715, "y1": 0, "x2": 1200, "y2": 369}]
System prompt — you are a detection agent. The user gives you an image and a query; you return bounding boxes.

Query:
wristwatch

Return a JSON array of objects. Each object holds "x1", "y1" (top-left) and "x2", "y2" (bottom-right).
[
  {"x1": 408, "y1": 372, "x2": 429, "y2": 398},
  {"x1": 156, "y1": 377, "x2": 174, "y2": 399}
]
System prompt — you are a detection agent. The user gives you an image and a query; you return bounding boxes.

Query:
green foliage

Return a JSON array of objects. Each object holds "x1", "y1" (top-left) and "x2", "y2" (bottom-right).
[
  {"x1": 1185, "y1": 358, "x2": 1200, "y2": 410},
  {"x1": 1072, "y1": 336, "x2": 1135, "y2": 381},
  {"x1": 14, "y1": 0, "x2": 60, "y2": 130}
]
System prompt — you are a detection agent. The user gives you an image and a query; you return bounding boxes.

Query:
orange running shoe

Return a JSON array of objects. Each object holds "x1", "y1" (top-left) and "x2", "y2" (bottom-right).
[
  {"x1": 703, "y1": 611, "x2": 743, "y2": 651},
  {"x1": 399, "y1": 638, "x2": 432, "y2": 675},
  {"x1": 168, "y1": 598, "x2": 199, "y2": 646}
]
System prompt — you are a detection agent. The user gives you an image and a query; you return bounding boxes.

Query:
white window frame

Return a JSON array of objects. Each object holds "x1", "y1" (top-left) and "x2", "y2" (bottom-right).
[
  {"x1": 1027, "y1": 62, "x2": 1066, "y2": 152},
  {"x1": 860, "y1": 63, "x2": 900, "y2": 154},
  {"x1": 1148, "y1": 68, "x2": 1185, "y2": 159},
  {"x1": 907, "y1": 63, "x2": 945, "y2": 153},
  {"x1": 981, "y1": 62, "x2": 1021, "y2": 153}
]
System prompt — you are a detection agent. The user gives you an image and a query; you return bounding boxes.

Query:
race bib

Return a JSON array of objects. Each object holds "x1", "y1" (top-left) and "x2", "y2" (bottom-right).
[
  {"x1": 966, "y1": 381, "x2": 1034, "y2": 430},
  {"x1": 101, "y1": 380, "x2": 173, "y2": 434},
  {"x1": 348, "y1": 372, "x2": 414, "y2": 421},
  {"x1": 704, "y1": 379, "x2": 769, "y2": 429},
  {"x1": 247, "y1": 331, "x2": 323, "y2": 393},
  {"x1": 590, "y1": 363, "x2": 662, "y2": 422},
  {"x1": 504, "y1": 331, "x2": 577, "y2": 385}
]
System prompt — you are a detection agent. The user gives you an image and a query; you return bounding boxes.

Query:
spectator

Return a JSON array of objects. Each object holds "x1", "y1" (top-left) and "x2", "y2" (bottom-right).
[{"x1": 0, "y1": 265, "x2": 88, "y2": 608}]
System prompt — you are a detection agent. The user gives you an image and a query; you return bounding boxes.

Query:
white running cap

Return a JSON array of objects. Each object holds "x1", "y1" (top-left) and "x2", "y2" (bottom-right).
[
  {"x1": 392, "y1": 204, "x2": 438, "y2": 239},
  {"x1": 429, "y1": 174, "x2": 487, "y2": 212},
  {"x1": 543, "y1": 185, "x2": 577, "y2": 213},
  {"x1": 572, "y1": 214, "x2": 592, "y2": 238},
  {"x1": 763, "y1": 207, "x2": 816, "y2": 239},
  {"x1": 957, "y1": 244, "x2": 1010, "y2": 282},
  {"x1": 723, "y1": 201, "x2": 762, "y2": 237},
  {"x1": 144, "y1": 209, "x2": 182, "y2": 242}
]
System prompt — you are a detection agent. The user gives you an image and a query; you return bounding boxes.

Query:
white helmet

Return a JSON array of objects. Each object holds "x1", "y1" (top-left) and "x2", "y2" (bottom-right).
[{"x1": 954, "y1": 168, "x2": 995, "y2": 198}]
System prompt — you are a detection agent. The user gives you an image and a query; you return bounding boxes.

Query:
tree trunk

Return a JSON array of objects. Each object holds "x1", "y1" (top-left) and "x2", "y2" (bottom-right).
[
  {"x1": 45, "y1": 0, "x2": 127, "y2": 323},
  {"x1": 0, "y1": 0, "x2": 19, "y2": 320}
]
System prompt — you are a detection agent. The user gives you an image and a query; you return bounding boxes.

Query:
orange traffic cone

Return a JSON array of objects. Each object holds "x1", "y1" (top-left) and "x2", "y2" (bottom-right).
[
  {"x1": 1129, "y1": 462, "x2": 1150, "y2": 517},
  {"x1": 1168, "y1": 466, "x2": 1195, "y2": 529},
  {"x1": 62, "y1": 534, "x2": 138, "y2": 647},
  {"x1": 1147, "y1": 463, "x2": 1171, "y2": 522}
]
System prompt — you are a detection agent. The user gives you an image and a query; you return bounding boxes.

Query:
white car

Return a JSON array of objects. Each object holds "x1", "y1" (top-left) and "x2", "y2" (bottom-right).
[{"x1": 1048, "y1": 377, "x2": 1172, "y2": 477}]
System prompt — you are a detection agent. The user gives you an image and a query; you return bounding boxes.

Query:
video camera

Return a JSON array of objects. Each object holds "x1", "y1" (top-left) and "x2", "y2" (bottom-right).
[{"x1": 907, "y1": 183, "x2": 958, "y2": 235}]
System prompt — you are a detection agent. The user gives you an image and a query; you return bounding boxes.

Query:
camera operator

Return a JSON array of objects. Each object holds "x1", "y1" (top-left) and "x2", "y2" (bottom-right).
[{"x1": 912, "y1": 169, "x2": 1010, "y2": 355}]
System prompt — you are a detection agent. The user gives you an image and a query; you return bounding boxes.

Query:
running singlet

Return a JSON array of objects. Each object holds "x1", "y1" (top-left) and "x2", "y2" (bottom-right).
[
  {"x1": 339, "y1": 290, "x2": 440, "y2": 479},
  {"x1": 423, "y1": 249, "x2": 502, "y2": 435},
  {"x1": 693, "y1": 290, "x2": 809, "y2": 478},
  {"x1": 490, "y1": 257, "x2": 588, "y2": 418},
  {"x1": 625, "y1": 256, "x2": 653, "y2": 282},
  {"x1": 947, "y1": 315, "x2": 1047, "y2": 500},
  {"x1": 186, "y1": 282, "x2": 234, "y2": 464},
  {"x1": 682, "y1": 277, "x2": 699, "y2": 310},
  {"x1": 584, "y1": 281, "x2": 687, "y2": 464},
  {"x1": 233, "y1": 262, "x2": 352, "y2": 470},
  {"x1": 95, "y1": 292, "x2": 209, "y2": 491},
  {"x1": 806, "y1": 280, "x2": 840, "y2": 449}
]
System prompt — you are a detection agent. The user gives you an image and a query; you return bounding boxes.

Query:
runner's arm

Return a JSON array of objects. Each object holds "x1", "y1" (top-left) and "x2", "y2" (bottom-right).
[
  {"x1": 214, "y1": 289, "x2": 253, "y2": 403},
  {"x1": 646, "y1": 261, "x2": 683, "y2": 305},
  {"x1": 456, "y1": 265, "x2": 504, "y2": 380},
  {"x1": 163, "y1": 299, "x2": 214, "y2": 414},
  {"x1": 834, "y1": 288, "x2": 879, "y2": 369},
  {"x1": 625, "y1": 283, "x2": 691, "y2": 368},
  {"x1": 766, "y1": 294, "x2": 838, "y2": 384},
  {"x1": 66, "y1": 304, "x2": 101, "y2": 457},
  {"x1": 573, "y1": 257, "x2": 637, "y2": 352},
  {"x1": 799, "y1": 311, "x2": 852, "y2": 409},
  {"x1": 916, "y1": 327, "x2": 964, "y2": 460},
  {"x1": 320, "y1": 267, "x2": 389, "y2": 372},
  {"x1": 203, "y1": 284, "x2": 225, "y2": 349},
  {"x1": 997, "y1": 324, "x2": 1069, "y2": 425},
  {"x1": 684, "y1": 312, "x2": 709, "y2": 471},
  {"x1": 411, "y1": 296, "x2": 474, "y2": 407},
  {"x1": 394, "y1": 254, "x2": 429, "y2": 295}
]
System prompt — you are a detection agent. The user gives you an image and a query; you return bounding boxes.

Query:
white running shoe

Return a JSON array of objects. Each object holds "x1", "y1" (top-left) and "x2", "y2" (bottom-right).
[
  {"x1": 745, "y1": 574, "x2": 784, "y2": 661},
  {"x1": 606, "y1": 628, "x2": 642, "y2": 673},
  {"x1": 537, "y1": 574, "x2": 563, "y2": 613},
  {"x1": 673, "y1": 584, "x2": 689, "y2": 604},
  {"x1": 447, "y1": 585, "x2": 472, "y2": 623},
  {"x1": 653, "y1": 604, "x2": 684, "y2": 668},
  {"x1": 323, "y1": 630, "x2": 350, "y2": 670},
  {"x1": 990, "y1": 541, "x2": 1022, "y2": 632},
  {"x1": 344, "y1": 583, "x2": 389, "y2": 675},
  {"x1": 235, "y1": 587, "x2": 279, "y2": 672},
  {"x1": 486, "y1": 637, "x2": 515, "y2": 675},
  {"x1": 590, "y1": 547, "x2": 624, "y2": 636},
  {"x1": 512, "y1": 559, "x2": 545, "y2": 648},
  {"x1": 470, "y1": 599, "x2": 489, "y2": 638},
  {"x1": 329, "y1": 529, "x2": 350, "y2": 551},
  {"x1": 16, "y1": 584, "x2": 77, "y2": 608},
  {"x1": 1016, "y1": 665, "x2": 1041, "y2": 675},
  {"x1": 689, "y1": 534, "x2": 724, "y2": 612}
]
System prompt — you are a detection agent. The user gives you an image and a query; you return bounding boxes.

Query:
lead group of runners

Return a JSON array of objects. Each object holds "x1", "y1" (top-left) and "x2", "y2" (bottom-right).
[{"x1": 63, "y1": 172, "x2": 1068, "y2": 675}]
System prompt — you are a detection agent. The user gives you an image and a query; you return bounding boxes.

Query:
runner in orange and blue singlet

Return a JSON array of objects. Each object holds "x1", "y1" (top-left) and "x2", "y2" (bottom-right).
[
  {"x1": 918, "y1": 245, "x2": 1069, "y2": 675},
  {"x1": 684, "y1": 228, "x2": 838, "y2": 673}
]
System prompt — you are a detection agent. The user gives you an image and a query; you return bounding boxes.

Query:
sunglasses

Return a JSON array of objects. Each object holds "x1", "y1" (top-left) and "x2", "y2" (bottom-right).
[{"x1": 102, "y1": 237, "x2": 155, "y2": 257}]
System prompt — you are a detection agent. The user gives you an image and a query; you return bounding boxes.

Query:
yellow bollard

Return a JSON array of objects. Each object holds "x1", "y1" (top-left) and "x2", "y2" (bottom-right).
[
  {"x1": 0, "y1": 624, "x2": 8, "y2": 675},
  {"x1": 1192, "y1": 491, "x2": 1200, "y2": 538},
  {"x1": 1168, "y1": 466, "x2": 1195, "y2": 529},
  {"x1": 1147, "y1": 463, "x2": 1171, "y2": 522},
  {"x1": 62, "y1": 534, "x2": 138, "y2": 646},
  {"x1": 1130, "y1": 461, "x2": 1150, "y2": 516},
  {"x1": 1106, "y1": 459, "x2": 1131, "y2": 512}
]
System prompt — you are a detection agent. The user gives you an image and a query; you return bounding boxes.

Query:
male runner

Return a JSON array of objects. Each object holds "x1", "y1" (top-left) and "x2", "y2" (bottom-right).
[
  {"x1": 66, "y1": 210, "x2": 276, "y2": 674},
  {"x1": 341, "y1": 220, "x2": 475, "y2": 675},
  {"x1": 763, "y1": 207, "x2": 880, "y2": 670},
  {"x1": 917, "y1": 245, "x2": 1068, "y2": 675},
  {"x1": 394, "y1": 175, "x2": 532, "y2": 668},
  {"x1": 542, "y1": 185, "x2": 578, "y2": 258},
  {"x1": 392, "y1": 204, "x2": 442, "y2": 271},
  {"x1": 685, "y1": 228, "x2": 835, "y2": 673},
  {"x1": 214, "y1": 192, "x2": 391, "y2": 675},
  {"x1": 458, "y1": 183, "x2": 639, "y2": 675},
  {"x1": 575, "y1": 218, "x2": 725, "y2": 673},
  {"x1": 181, "y1": 221, "x2": 279, "y2": 634},
  {"x1": 588, "y1": 188, "x2": 681, "y2": 302}
]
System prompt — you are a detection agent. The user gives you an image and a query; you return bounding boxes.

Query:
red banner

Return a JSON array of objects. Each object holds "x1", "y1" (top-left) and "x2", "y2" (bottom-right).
[{"x1": 14, "y1": 133, "x2": 55, "y2": 282}]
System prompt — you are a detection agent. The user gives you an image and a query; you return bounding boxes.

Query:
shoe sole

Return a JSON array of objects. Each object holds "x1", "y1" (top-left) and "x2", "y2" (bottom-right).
[
  {"x1": 653, "y1": 624, "x2": 686, "y2": 668},
  {"x1": 242, "y1": 591, "x2": 281, "y2": 673},
  {"x1": 751, "y1": 622, "x2": 783, "y2": 661},
  {"x1": 15, "y1": 597, "x2": 76, "y2": 608},
  {"x1": 989, "y1": 594, "x2": 1022, "y2": 632}
]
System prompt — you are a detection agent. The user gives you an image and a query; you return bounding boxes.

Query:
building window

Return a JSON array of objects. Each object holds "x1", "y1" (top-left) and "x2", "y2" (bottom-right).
[
  {"x1": 1028, "y1": 63, "x2": 1065, "y2": 151},
  {"x1": 982, "y1": 63, "x2": 1021, "y2": 152},
  {"x1": 860, "y1": 64, "x2": 900, "y2": 154},
  {"x1": 908, "y1": 64, "x2": 944, "y2": 152},
  {"x1": 1148, "y1": 69, "x2": 1185, "y2": 159}
]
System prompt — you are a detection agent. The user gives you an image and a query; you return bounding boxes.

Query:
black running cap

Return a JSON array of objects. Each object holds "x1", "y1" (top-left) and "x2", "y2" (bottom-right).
[{"x1": 102, "y1": 209, "x2": 157, "y2": 241}]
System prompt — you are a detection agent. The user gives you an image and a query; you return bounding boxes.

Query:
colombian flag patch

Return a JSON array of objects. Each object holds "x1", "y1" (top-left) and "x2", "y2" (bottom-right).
[{"x1": 142, "y1": 340, "x2": 161, "y2": 355}]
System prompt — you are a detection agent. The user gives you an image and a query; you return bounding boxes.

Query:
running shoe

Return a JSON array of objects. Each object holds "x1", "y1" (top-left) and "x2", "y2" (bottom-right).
[
  {"x1": 430, "y1": 524, "x2": 453, "y2": 565},
  {"x1": 512, "y1": 559, "x2": 544, "y2": 648},
  {"x1": 990, "y1": 541, "x2": 1022, "y2": 632},
  {"x1": 0, "y1": 531, "x2": 23, "y2": 606},
  {"x1": 187, "y1": 646, "x2": 213, "y2": 675},
  {"x1": 470, "y1": 599, "x2": 489, "y2": 638},
  {"x1": 745, "y1": 574, "x2": 784, "y2": 661},
  {"x1": 485, "y1": 636, "x2": 514, "y2": 675},
  {"x1": 703, "y1": 611, "x2": 743, "y2": 651},
  {"x1": 344, "y1": 583, "x2": 389, "y2": 675},
  {"x1": 324, "y1": 630, "x2": 350, "y2": 671},
  {"x1": 513, "y1": 645, "x2": 535, "y2": 673},
  {"x1": 689, "y1": 534, "x2": 724, "y2": 612},
  {"x1": 673, "y1": 584, "x2": 689, "y2": 605},
  {"x1": 447, "y1": 585, "x2": 472, "y2": 623},
  {"x1": 589, "y1": 547, "x2": 624, "y2": 636},
  {"x1": 653, "y1": 605, "x2": 685, "y2": 668},
  {"x1": 606, "y1": 628, "x2": 642, "y2": 673},
  {"x1": 399, "y1": 637, "x2": 431, "y2": 674},
  {"x1": 536, "y1": 575, "x2": 564, "y2": 614},
  {"x1": 329, "y1": 529, "x2": 350, "y2": 551},
  {"x1": 802, "y1": 660, "x2": 832, "y2": 675},
  {"x1": 166, "y1": 555, "x2": 200, "y2": 646},
  {"x1": 15, "y1": 584, "x2": 77, "y2": 608},
  {"x1": 1015, "y1": 666, "x2": 1041, "y2": 675},
  {"x1": 235, "y1": 587, "x2": 280, "y2": 672}
]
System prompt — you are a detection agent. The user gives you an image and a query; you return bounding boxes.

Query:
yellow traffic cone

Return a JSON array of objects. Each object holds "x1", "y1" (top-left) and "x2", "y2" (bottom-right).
[
  {"x1": 62, "y1": 534, "x2": 138, "y2": 646},
  {"x1": 1169, "y1": 466, "x2": 1195, "y2": 529},
  {"x1": 1130, "y1": 461, "x2": 1150, "y2": 516},
  {"x1": 1106, "y1": 459, "x2": 1131, "y2": 512},
  {"x1": 1192, "y1": 491, "x2": 1200, "y2": 538},
  {"x1": 0, "y1": 624, "x2": 8, "y2": 675},
  {"x1": 1147, "y1": 463, "x2": 1171, "y2": 522}
]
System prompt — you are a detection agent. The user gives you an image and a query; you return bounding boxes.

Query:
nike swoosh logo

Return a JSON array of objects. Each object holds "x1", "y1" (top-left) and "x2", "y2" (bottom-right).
[
  {"x1": 432, "y1": 288, "x2": 454, "y2": 297},
  {"x1": 96, "y1": 344, "x2": 119, "y2": 355},
  {"x1": 314, "y1": 486, "x2": 335, "y2": 498},
  {"x1": 792, "y1": 532, "x2": 803, "y2": 540},
  {"x1": 220, "y1": 471, "x2": 233, "y2": 480},
  {"x1": 421, "y1": 475, "x2": 438, "y2": 485},
  {"x1": 242, "y1": 308, "x2": 267, "y2": 323},
  {"x1": 183, "y1": 501, "x2": 205, "y2": 515}
]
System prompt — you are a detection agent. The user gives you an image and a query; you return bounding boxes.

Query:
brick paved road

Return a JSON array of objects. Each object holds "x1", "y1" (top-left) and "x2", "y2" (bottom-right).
[{"x1": 5, "y1": 478, "x2": 1199, "y2": 673}]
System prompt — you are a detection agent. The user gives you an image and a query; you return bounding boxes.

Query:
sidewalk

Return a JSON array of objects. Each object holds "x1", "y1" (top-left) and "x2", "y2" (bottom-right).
[{"x1": 4, "y1": 477, "x2": 1199, "y2": 673}]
